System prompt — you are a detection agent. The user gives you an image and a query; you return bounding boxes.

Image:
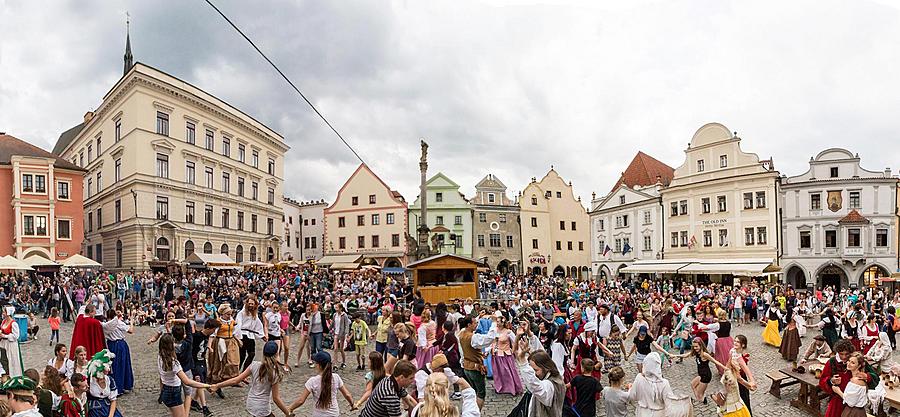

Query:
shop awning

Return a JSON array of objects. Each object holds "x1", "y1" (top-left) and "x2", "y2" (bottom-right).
[
  {"x1": 330, "y1": 262, "x2": 361, "y2": 270},
  {"x1": 620, "y1": 261, "x2": 692, "y2": 274},
  {"x1": 677, "y1": 259, "x2": 775, "y2": 276},
  {"x1": 383, "y1": 267, "x2": 406, "y2": 274},
  {"x1": 316, "y1": 254, "x2": 363, "y2": 267}
]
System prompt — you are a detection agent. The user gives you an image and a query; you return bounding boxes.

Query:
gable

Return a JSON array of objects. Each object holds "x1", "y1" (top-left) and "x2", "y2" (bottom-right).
[{"x1": 326, "y1": 163, "x2": 405, "y2": 213}]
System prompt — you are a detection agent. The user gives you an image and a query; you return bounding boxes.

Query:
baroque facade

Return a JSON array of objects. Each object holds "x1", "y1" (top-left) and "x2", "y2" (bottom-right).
[
  {"x1": 520, "y1": 169, "x2": 590, "y2": 278},
  {"x1": 322, "y1": 163, "x2": 408, "y2": 269},
  {"x1": 53, "y1": 63, "x2": 288, "y2": 270},
  {"x1": 591, "y1": 152, "x2": 673, "y2": 282},
  {"x1": 470, "y1": 174, "x2": 522, "y2": 274},
  {"x1": 408, "y1": 173, "x2": 473, "y2": 258},
  {"x1": 780, "y1": 148, "x2": 899, "y2": 290},
  {"x1": 626, "y1": 123, "x2": 780, "y2": 283}
]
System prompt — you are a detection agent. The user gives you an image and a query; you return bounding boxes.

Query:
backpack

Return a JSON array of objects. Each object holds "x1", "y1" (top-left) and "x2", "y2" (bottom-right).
[{"x1": 892, "y1": 315, "x2": 900, "y2": 332}]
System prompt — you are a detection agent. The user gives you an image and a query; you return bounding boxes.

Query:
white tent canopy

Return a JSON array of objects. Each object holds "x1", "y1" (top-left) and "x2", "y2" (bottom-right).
[
  {"x1": 0, "y1": 255, "x2": 33, "y2": 271},
  {"x1": 62, "y1": 254, "x2": 102, "y2": 268},
  {"x1": 23, "y1": 254, "x2": 58, "y2": 267}
]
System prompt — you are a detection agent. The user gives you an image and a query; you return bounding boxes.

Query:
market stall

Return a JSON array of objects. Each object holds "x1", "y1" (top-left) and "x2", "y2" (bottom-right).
[{"x1": 408, "y1": 254, "x2": 479, "y2": 303}]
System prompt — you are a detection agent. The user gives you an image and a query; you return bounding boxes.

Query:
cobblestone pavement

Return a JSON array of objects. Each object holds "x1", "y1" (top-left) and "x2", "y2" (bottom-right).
[{"x1": 22, "y1": 321, "x2": 835, "y2": 416}]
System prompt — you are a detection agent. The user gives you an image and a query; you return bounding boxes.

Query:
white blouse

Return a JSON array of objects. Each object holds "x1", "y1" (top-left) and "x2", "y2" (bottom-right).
[{"x1": 843, "y1": 382, "x2": 868, "y2": 408}]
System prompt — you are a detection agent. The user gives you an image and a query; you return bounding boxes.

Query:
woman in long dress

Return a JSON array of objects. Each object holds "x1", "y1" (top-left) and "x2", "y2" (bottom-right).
[
  {"x1": 207, "y1": 304, "x2": 240, "y2": 392},
  {"x1": 415, "y1": 309, "x2": 439, "y2": 369},
  {"x1": 704, "y1": 310, "x2": 733, "y2": 374},
  {"x1": 0, "y1": 306, "x2": 23, "y2": 377},
  {"x1": 627, "y1": 352, "x2": 675, "y2": 417},
  {"x1": 761, "y1": 305, "x2": 782, "y2": 347},
  {"x1": 780, "y1": 311, "x2": 802, "y2": 361},
  {"x1": 859, "y1": 315, "x2": 879, "y2": 355},
  {"x1": 490, "y1": 318, "x2": 523, "y2": 395},
  {"x1": 102, "y1": 309, "x2": 134, "y2": 394},
  {"x1": 716, "y1": 357, "x2": 753, "y2": 417}
]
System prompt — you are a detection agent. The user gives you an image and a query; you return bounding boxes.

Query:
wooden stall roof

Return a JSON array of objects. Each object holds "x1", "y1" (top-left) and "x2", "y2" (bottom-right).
[{"x1": 407, "y1": 253, "x2": 481, "y2": 269}]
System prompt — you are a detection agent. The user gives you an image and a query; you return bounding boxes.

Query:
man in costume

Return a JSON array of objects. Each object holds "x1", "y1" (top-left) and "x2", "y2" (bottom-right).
[
  {"x1": 69, "y1": 304, "x2": 105, "y2": 360},
  {"x1": 61, "y1": 373, "x2": 89, "y2": 417},
  {"x1": 818, "y1": 339, "x2": 879, "y2": 417},
  {"x1": 2, "y1": 375, "x2": 41, "y2": 416},
  {"x1": 0, "y1": 306, "x2": 23, "y2": 377}
]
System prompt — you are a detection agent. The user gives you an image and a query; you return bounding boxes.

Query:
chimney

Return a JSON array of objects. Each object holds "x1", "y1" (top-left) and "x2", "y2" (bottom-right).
[
  {"x1": 885, "y1": 168, "x2": 892, "y2": 177},
  {"x1": 83, "y1": 111, "x2": 95, "y2": 124}
]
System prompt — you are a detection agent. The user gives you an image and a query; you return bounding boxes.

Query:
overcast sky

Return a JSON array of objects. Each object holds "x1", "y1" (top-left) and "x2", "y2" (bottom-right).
[{"x1": 2, "y1": 1, "x2": 900, "y2": 206}]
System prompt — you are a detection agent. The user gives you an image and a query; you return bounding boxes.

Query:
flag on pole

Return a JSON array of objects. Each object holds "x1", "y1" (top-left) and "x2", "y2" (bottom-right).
[
  {"x1": 602, "y1": 245, "x2": 612, "y2": 256},
  {"x1": 622, "y1": 243, "x2": 632, "y2": 255},
  {"x1": 688, "y1": 235, "x2": 697, "y2": 249}
]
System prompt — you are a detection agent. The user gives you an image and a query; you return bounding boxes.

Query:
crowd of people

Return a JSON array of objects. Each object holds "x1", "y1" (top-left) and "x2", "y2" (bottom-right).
[{"x1": 0, "y1": 268, "x2": 896, "y2": 416}]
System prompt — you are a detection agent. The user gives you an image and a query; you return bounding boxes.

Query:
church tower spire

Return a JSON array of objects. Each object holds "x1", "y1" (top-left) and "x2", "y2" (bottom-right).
[{"x1": 123, "y1": 13, "x2": 133, "y2": 75}]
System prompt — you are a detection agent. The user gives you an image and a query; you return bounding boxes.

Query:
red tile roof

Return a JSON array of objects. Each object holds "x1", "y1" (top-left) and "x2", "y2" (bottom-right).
[
  {"x1": 0, "y1": 133, "x2": 85, "y2": 171},
  {"x1": 611, "y1": 151, "x2": 674, "y2": 193},
  {"x1": 838, "y1": 209, "x2": 870, "y2": 224}
]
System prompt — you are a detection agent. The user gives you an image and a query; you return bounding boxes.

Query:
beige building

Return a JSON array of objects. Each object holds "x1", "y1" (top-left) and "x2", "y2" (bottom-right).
[
  {"x1": 627, "y1": 123, "x2": 779, "y2": 282},
  {"x1": 321, "y1": 163, "x2": 408, "y2": 269},
  {"x1": 520, "y1": 169, "x2": 590, "y2": 278},
  {"x1": 53, "y1": 61, "x2": 288, "y2": 270}
]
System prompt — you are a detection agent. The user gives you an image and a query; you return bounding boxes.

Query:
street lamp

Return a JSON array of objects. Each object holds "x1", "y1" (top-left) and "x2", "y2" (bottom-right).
[{"x1": 131, "y1": 189, "x2": 147, "y2": 266}]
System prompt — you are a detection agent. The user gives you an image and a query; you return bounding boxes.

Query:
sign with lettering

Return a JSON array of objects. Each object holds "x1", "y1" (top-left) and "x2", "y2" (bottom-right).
[
  {"x1": 528, "y1": 252, "x2": 546, "y2": 264},
  {"x1": 700, "y1": 219, "x2": 728, "y2": 227}
]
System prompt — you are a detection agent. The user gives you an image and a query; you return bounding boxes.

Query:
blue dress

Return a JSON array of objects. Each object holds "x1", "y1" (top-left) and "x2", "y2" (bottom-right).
[{"x1": 87, "y1": 376, "x2": 123, "y2": 417}]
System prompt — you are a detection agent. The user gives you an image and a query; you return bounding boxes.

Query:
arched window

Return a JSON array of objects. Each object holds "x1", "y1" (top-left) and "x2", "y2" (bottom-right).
[
  {"x1": 267, "y1": 246, "x2": 274, "y2": 261},
  {"x1": 115, "y1": 240, "x2": 123, "y2": 268},
  {"x1": 156, "y1": 237, "x2": 170, "y2": 261},
  {"x1": 184, "y1": 240, "x2": 194, "y2": 258},
  {"x1": 221, "y1": 244, "x2": 229, "y2": 256},
  {"x1": 235, "y1": 245, "x2": 244, "y2": 263},
  {"x1": 250, "y1": 246, "x2": 257, "y2": 262},
  {"x1": 203, "y1": 242, "x2": 213, "y2": 254}
]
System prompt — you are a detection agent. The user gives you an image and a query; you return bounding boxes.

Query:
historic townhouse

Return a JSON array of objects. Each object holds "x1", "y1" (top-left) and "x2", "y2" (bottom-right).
[
  {"x1": 781, "y1": 148, "x2": 899, "y2": 290},
  {"x1": 321, "y1": 163, "x2": 408, "y2": 270},
  {"x1": 0, "y1": 134, "x2": 86, "y2": 261},
  {"x1": 282, "y1": 198, "x2": 327, "y2": 262},
  {"x1": 53, "y1": 47, "x2": 287, "y2": 270},
  {"x1": 470, "y1": 174, "x2": 522, "y2": 274},
  {"x1": 408, "y1": 173, "x2": 473, "y2": 258},
  {"x1": 591, "y1": 152, "x2": 674, "y2": 281},
  {"x1": 627, "y1": 123, "x2": 780, "y2": 283},
  {"x1": 520, "y1": 168, "x2": 590, "y2": 278}
]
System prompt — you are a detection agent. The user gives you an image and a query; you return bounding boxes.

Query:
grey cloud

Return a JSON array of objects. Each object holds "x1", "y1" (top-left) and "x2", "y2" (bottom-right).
[{"x1": 2, "y1": 0, "x2": 900, "y2": 206}]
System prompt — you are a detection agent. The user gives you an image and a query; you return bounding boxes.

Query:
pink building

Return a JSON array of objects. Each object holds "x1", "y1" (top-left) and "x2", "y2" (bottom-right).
[{"x1": 0, "y1": 133, "x2": 86, "y2": 261}]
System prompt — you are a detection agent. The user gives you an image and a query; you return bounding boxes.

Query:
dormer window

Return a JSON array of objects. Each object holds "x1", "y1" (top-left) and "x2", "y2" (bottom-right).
[
  {"x1": 435, "y1": 192, "x2": 443, "y2": 202},
  {"x1": 720, "y1": 155, "x2": 728, "y2": 168},
  {"x1": 697, "y1": 159, "x2": 705, "y2": 172},
  {"x1": 619, "y1": 195, "x2": 625, "y2": 204},
  {"x1": 488, "y1": 193, "x2": 495, "y2": 203},
  {"x1": 830, "y1": 167, "x2": 839, "y2": 178}
]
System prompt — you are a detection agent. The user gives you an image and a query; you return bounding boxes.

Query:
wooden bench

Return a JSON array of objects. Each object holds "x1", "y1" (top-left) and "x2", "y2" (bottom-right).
[{"x1": 767, "y1": 370, "x2": 799, "y2": 399}]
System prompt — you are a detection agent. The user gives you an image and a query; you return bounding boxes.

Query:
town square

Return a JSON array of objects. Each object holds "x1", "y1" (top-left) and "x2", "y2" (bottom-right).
[{"x1": 1, "y1": 1, "x2": 900, "y2": 417}]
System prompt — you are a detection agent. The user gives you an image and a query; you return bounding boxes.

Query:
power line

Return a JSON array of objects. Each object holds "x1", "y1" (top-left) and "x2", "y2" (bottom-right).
[{"x1": 203, "y1": 0, "x2": 366, "y2": 165}]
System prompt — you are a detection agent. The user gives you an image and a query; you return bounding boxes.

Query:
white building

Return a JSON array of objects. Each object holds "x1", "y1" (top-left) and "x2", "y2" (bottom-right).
[
  {"x1": 780, "y1": 148, "x2": 899, "y2": 290},
  {"x1": 591, "y1": 152, "x2": 673, "y2": 282},
  {"x1": 298, "y1": 200, "x2": 327, "y2": 262},
  {"x1": 625, "y1": 123, "x2": 780, "y2": 283}
]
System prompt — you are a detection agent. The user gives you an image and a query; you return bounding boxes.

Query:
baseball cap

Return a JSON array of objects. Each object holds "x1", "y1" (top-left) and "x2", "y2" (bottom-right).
[
  {"x1": 312, "y1": 351, "x2": 332, "y2": 365},
  {"x1": 263, "y1": 341, "x2": 279, "y2": 357}
]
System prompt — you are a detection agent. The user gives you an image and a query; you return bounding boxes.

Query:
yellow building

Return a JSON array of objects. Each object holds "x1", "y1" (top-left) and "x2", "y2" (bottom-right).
[
  {"x1": 520, "y1": 169, "x2": 590, "y2": 278},
  {"x1": 53, "y1": 60, "x2": 288, "y2": 270},
  {"x1": 321, "y1": 164, "x2": 408, "y2": 270},
  {"x1": 628, "y1": 123, "x2": 779, "y2": 282}
]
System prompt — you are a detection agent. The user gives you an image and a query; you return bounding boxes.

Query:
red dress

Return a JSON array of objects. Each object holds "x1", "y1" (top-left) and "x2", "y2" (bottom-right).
[{"x1": 861, "y1": 324, "x2": 878, "y2": 355}]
